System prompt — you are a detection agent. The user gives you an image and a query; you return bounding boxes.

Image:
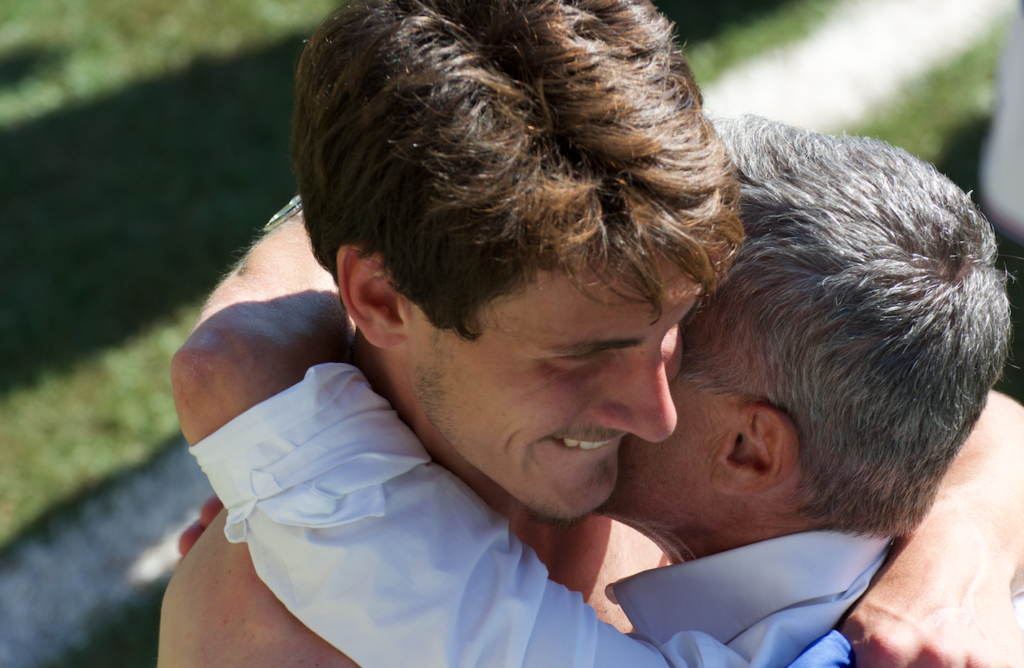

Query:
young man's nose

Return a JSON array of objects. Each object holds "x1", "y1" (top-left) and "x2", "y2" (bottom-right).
[{"x1": 591, "y1": 336, "x2": 679, "y2": 443}]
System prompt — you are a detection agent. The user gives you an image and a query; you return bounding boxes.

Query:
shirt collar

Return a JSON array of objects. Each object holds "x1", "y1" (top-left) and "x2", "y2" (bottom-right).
[{"x1": 609, "y1": 531, "x2": 890, "y2": 645}]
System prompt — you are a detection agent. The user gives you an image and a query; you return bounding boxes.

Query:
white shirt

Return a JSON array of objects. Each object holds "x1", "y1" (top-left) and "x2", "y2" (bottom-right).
[
  {"x1": 610, "y1": 532, "x2": 889, "y2": 666},
  {"x1": 193, "y1": 363, "x2": 890, "y2": 668}
]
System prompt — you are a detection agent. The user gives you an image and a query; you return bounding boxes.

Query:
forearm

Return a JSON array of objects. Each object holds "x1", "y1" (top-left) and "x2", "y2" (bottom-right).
[
  {"x1": 172, "y1": 209, "x2": 353, "y2": 443},
  {"x1": 159, "y1": 512, "x2": 363, "y2": 668},
  {"x1": 841, "y1": 390, "x2": 1024, "y2": 664},
  {"x1": 229, "y1": 470, "x2": 708, "y2": 668},
  {"x1": 890, "y1": 390, "x2": 1024, "y2": 595},
  {"x1": 922, "y1": 391, "x2": 1024, "y2": 592}
]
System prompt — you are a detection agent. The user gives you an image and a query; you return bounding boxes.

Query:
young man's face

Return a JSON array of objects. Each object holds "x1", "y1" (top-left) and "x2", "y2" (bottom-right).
[{"x1": 405, "y1": 269, "x2": 700, "y2": 523}]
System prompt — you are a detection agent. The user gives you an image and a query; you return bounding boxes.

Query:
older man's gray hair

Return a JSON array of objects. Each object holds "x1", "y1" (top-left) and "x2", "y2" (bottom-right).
[{"x1": 682, "y1": 116, "x2": 1011, "y2": 537}]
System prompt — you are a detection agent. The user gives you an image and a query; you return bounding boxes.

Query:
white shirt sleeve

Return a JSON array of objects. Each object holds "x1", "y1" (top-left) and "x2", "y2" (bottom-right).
[{"x1": 192, "y1": 363, "x2": 748, "y2": 668}]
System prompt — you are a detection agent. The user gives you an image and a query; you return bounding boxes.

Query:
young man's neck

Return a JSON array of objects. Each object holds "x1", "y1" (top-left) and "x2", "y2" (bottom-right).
[{"x1": 352, "y1": 330, "x2": 527, "y2": 518}]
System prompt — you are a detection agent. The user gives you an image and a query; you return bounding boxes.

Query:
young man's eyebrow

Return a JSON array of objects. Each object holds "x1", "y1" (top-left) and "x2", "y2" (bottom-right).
[{"x1": 544, "y1": 337, "x2": 644, "y2": 357}]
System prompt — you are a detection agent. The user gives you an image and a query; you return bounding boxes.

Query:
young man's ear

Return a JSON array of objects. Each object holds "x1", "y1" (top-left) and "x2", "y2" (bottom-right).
[
  {"x1": 711, "y1": 402, "x2": 799, "y2": 496},
  {"x1": 335, "y1": 246, "x2": 412, "y2": 348}
]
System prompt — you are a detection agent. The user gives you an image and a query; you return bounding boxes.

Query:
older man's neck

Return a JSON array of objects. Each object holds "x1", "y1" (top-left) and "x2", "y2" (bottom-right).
[{"x1": 603, "y1": 487, "x2": 811, "y2": 565}]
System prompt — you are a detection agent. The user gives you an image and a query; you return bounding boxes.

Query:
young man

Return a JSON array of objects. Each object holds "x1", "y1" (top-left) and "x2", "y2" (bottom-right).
[
  {"x1": 165, "y1": 0, "x2": 739, "y2": 655},
  {"x1": 166, "y1": 118, "x2": 1020, "y2": 667}
]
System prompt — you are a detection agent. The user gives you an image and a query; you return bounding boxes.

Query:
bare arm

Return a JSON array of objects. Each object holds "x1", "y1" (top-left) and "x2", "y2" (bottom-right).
[
  {"x1": 841, "y1": 390, "x2": 1024, "y2": 666},
  {"x1": 159, "y1": 511, "x2": 362, "y2": 668},
  {"x1": 171, "y1": 211, "x2": 353, "y2": 444},
  {"x1": 162, "y1": 211, "x2": 360, "y2": 668}
]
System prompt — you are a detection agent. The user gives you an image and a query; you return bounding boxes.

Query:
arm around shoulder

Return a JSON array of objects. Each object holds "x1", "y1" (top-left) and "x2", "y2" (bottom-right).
[
  {"x1": 172, "y1": 215, "x2": 354, "y2": 444},
  {"x1": 159, "y1": 511, "x2": 364, "y2": 668},
  {"x1": 841, "y1": 390, "x2": 1024, "y2": 666}
]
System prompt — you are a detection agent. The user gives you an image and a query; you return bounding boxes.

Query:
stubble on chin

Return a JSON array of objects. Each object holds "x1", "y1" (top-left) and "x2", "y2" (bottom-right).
[
  {"x1": 520, "y1": 452, "x2": 618, "y2": 528},
  {"x1": 521, "y1": 504, "x2": 589, "y2": 529}
]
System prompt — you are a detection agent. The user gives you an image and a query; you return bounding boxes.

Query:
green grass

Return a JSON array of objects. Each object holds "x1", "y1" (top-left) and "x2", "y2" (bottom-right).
[
  {"x1": 0, "y1": 1, "x2": 1016, "y2": 666},
  {"x1": 855, "y1": 23, "x2": 1007, "y2": 184},
  {"x1": 670, "y1": 0, "x2": 838, "y2": 83},
  {"x1": 0, "y1": 0, "x2": 336, "y2": 550},
  {"x1": 0, "y1": 0, "x2": 338, "y2": 127},
  {"x1": 0, "y1": 309, "x2": 194, "y2": 545}
]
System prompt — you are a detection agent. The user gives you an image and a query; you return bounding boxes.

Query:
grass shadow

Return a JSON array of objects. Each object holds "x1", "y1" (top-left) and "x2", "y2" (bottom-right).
[
  {"x1": 0, "y1": 36, "x2": 307, "y2": 394},
  {"x1": 0, "y1": 46, "x2": 64, "y2": 91},
  {"x1": 654, "y1": 0, "x2": 797, "y2": 43},
  {"x1": 38, "y1": 583, "x2": 165, "y2": 668}
]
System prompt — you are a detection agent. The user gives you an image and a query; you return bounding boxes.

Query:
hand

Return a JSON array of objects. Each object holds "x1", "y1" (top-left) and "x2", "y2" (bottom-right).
[
  {"x1": 178, "y1": 495, "x2": 224, "y2": 558},
  {"x1": 842, "y1": 585, "x2": 1023, "y2": 667},
  {"x1": 840, "y1": 509, "x2": 1024, "y2": 667},
  {"x1": 840, "y1": 391, "x2": 1024, "y2": 666}
]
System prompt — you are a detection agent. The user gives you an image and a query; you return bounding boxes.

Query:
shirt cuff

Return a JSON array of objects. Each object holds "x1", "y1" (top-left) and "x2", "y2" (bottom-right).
[{"x1": 190, "y1": 362, "x2": 429, "y2": 542}]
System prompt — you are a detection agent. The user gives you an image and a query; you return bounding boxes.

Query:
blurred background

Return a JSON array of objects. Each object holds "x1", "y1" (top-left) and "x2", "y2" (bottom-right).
[{"x1": 0, "y1": 0, "x2": 1019, "y2": 666}]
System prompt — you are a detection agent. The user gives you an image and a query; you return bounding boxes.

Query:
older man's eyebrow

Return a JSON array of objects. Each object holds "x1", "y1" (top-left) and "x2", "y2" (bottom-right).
[{"x1": 544, "y1": 337, "x2": 645, "y2": 358}]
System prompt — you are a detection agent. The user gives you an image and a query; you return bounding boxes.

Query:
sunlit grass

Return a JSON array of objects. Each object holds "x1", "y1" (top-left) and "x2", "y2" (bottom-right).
[
  {"x1": 0, "y1": 0, "x2": 337, "y2": 127},
  {"x1": 0, "y1": 307, "x2": 198, "y2": 546},
  {"x1": 680, "y1": 0, "x2": 837, "y2": 83},
  {"x1": 0, "y1": 0, "x2": 333, "y2": 548}
]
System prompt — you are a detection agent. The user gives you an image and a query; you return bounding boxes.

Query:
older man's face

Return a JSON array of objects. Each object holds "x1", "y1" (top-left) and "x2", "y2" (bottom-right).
[
  {"x1": 405, "y1": 269, "x2": 700, "y2": 523},
  {"x1": 603, "y1": 379, "x2": 737, "y2": 536}
]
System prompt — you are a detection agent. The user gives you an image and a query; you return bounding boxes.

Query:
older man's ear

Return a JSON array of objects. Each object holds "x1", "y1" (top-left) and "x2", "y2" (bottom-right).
[{"x1": 710, "y1": 402, "x2": 800, "y2": 497}]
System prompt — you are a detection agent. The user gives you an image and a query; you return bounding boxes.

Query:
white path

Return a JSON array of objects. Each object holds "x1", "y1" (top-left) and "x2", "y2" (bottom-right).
[
  {"x1": 0, "y1": 0, "x2": 1015, "y2": 666},
  {"x1": 0, "y1": 444, "x2": 211, "y2": 668},
  {"x1": 703, "y1": 0, "x2": 1016, "y2": 132}
]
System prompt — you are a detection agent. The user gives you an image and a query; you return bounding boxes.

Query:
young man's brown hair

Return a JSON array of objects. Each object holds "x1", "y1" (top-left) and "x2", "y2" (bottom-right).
[{"x1": 292, "y1": 0, "x2": 742, "y2": 338}]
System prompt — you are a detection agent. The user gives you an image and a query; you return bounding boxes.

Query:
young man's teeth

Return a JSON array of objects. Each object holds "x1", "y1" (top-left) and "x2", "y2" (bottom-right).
[{"x1": 563, "y1": 438, "x2": 611, "y2": 450}]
